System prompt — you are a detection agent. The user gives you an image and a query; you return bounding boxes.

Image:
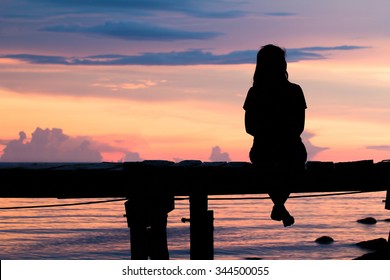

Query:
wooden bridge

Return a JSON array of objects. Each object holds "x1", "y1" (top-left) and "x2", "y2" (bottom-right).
[{"x1": 0, "y1": 159, "x2": 390, "y2": 259}]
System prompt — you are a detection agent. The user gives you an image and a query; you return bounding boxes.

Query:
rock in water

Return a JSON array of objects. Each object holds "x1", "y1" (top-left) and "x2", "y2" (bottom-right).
[
  {"x1": 356, "y1": 238, "x2": 387, "y2": 250},
  {"x1": 357, "y1": 217, "x2": 377, "y2": 224},
  {"x1": 315, "y1": 236, "x2": 334, "y2": 244},
  {"x1": 354, "y1": 247, "x2": 390, "y2": 260}
]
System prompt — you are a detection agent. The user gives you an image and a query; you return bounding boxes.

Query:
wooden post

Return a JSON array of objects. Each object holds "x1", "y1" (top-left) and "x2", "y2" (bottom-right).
[
  {"x1": 124, "y1": 194, "x2": 173, "y2": 260},
  {"x1": 385, "y1": 188, "x2": 390, "y2": 244},
  {"x1": 124, "y1": 199, "x2": 148, "y2": 260},
  {"x1": 189, "y1": 193, "x2": 214, "y2": 260},
  {"x1": 388, "y1": 230, "x2": 390, "y2": 244},
  {"x1": 385, "y1": 188, "x2": 390, "y2": 210}
]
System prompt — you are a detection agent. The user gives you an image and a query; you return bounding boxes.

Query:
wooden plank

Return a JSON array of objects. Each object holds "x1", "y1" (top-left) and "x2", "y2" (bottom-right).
[
  {"x1": 0, "y1": 160, "x2": 389, "y2": 198},
  {"x1": 1, "y1": 160, "x2": 389, "y2": 261}
]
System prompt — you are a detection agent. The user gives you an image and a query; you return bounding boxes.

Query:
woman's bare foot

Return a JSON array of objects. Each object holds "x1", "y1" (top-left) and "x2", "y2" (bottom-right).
[{"x1": 270, "y1": 205, "x2": 295, "y2": 227}]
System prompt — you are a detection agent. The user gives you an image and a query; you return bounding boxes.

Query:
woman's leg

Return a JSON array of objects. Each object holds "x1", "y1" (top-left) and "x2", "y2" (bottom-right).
[
  {"x1": 268, "y1": 191, "x2": 290, "y2": 206},
  {"x1": 251, "y1": 155, "x2": 296, "y2": 227},
  {"x1": 268, "y1": 159, "x2": 305, "y2": 227},
  {"x1": 269, "y1": 190, "x2": 294, "y2": 227}
]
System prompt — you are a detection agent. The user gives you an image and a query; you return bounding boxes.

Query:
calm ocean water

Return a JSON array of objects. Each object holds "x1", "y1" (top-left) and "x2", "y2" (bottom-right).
[{"x1": 0, "y1": 192, "x2": 389, "y2": 260}]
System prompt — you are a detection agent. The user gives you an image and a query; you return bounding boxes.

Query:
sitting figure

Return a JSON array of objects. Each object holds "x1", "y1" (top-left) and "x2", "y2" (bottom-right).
[{"x1": 243, "y1": 44, "x2": 308, "y2": 227}]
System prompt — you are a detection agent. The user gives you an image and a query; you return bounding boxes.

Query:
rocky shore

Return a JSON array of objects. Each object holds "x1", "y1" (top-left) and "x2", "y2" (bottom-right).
[{"x1": 314, "y1": 216, "x2": 390, "y2": 260}]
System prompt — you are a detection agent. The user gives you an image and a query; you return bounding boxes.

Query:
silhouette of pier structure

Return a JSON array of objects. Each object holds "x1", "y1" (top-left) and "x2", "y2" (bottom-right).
[{"x1": 0, "y1": 159, "x2": 390, "y2": 259}]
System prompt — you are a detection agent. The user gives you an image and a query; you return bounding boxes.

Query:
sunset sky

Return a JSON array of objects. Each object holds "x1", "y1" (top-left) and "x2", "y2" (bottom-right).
[{"x1": 1, "y1": 0, "x2": 390, "y2": 163}]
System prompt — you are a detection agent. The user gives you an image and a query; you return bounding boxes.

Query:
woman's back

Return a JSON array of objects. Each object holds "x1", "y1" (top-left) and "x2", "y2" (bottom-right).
[
  {"x1": 243, "y1": 44, "x2": 308, "y2": 227},
  {"x1": 243, "y1": 47, "x2": 307, "y2": 166}
]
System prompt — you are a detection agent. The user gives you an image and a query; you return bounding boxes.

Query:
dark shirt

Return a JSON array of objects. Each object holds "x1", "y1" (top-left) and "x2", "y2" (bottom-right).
[{"x1": 243, "y1": 81, "x2": 307, "y2": 165}]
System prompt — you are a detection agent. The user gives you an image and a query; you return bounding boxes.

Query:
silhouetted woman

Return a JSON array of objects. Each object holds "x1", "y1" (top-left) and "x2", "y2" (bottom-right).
[{"x1": 243, "y1": 44, "x2": 307, "y2": 227}]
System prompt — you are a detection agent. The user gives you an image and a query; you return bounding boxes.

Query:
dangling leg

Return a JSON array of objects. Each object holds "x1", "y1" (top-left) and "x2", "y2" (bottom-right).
[
  {"x1": 269, "y1": 191, "x2": 294, "y2": 227},
  {"x1": 251, "y1": 155, "x2": 296, "y2": 227},
  {"x1": 268, "y1": 160, "x2": 300, "y2": 227}
]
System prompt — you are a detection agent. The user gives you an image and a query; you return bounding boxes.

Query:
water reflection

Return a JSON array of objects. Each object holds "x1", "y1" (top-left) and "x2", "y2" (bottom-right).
[{"x1": 0, "y1": 192, "x2": 389, "y2": 259}]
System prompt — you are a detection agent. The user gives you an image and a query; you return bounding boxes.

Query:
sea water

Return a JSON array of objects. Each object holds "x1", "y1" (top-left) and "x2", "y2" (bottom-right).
[{"x1": 0, "y1": 192, "x2": 389, "y2": 260}]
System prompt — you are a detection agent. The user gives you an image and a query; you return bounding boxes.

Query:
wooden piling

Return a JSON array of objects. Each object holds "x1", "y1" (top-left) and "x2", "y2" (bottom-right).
[
  {"x1": 385, "y1": 187, "x2": 390, "y2": 244},
  {"x1": 189, "y1": 193, "x2": 214, "y2": 260},
  {"x1": 124, "y1": 194, "x2": 173, "y2": 260}
]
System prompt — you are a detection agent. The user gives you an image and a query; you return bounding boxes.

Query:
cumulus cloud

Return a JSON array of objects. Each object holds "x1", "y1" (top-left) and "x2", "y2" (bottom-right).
[
  {"x1": 209, "y1": 146, "x2": 231, "y2": 162},
  {"x1": 122, "y1": 151, "x2": 143, "y2": 162},
  {"x1": 2, "y1": 45, "x2": 368, "y2": 66},
  {"x1": 0, "y1": 127, "x2": 102, "y2": 162}
]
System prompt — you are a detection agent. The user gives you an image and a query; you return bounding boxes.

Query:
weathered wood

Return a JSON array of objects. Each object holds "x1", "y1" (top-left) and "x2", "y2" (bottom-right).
[
  {"x1": 0, "y1": 159, "x2": 389, "y2": 260},
  {"x1": 124, "y1": 196, "x2": 172, "y2": 260},
  {"x1": 189, "y1": 193, "x2": 214, "y2": 260},
  {"x1": 1, "y1": 160, "x2": 389, "y2": 198},
  {"x1": 121, "y1": 161, "x2": 175, "y2": 259}
]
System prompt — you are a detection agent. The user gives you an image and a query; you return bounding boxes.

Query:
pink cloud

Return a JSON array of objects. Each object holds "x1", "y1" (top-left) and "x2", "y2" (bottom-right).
[
  {"x1": 122, "y1": 151, "x2": 143, "y2": 162},
  {"x1": 0, "y1": 127, "x2": 102, "y2": 162},
  {"x1": 209, "y1": 146, "x2": 231, "y2": 162}
]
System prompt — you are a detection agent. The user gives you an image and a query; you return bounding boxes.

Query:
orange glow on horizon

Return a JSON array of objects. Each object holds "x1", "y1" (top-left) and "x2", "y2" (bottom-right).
[{"x1": 1, "y1": 50, "x2": 390, "y2": 163}]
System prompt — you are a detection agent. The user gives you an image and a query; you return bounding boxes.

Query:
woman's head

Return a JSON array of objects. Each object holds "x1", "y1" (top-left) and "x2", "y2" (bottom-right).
[{"x1": 253, "y1": 44, "x2": 288, "y2": 85}]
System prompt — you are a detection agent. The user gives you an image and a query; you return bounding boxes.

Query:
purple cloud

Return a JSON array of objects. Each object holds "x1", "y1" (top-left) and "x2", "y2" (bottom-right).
[
  {"x1": 41, "y1": 21, "x2": 223, "y2": 41},
  {"x1": 0, "y1": 128, "x2": 102, "y2": 162},
  {"x1": 30, "y1": 0, "x2": 248, "y2": 19},
  {"x1": 122, "y1": 151, "x2": 143, "y2": 162},
  {"x1": 366, "y1": 145, "x2": 390, "y2": 151},
  {"x1": 209, "y1": 146, "x2": 231, "y2": 162},
  {"x1": 1, "y1": 45, "x2": 368, "y2": 66},
  {"x1": 264, "y1": 12, "x2": 296, "y2": 17}
]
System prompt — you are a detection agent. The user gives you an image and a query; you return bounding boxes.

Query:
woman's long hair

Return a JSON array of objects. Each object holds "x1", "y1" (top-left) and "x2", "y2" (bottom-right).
[{"x1": 253, "y1": 44, "x2": 288, "y2": 86}]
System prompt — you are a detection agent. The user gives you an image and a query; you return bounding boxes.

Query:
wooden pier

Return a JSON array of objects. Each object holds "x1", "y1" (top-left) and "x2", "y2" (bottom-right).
[{"x1": 0, "y1": 159, "x2": 390, "y2": 259}]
